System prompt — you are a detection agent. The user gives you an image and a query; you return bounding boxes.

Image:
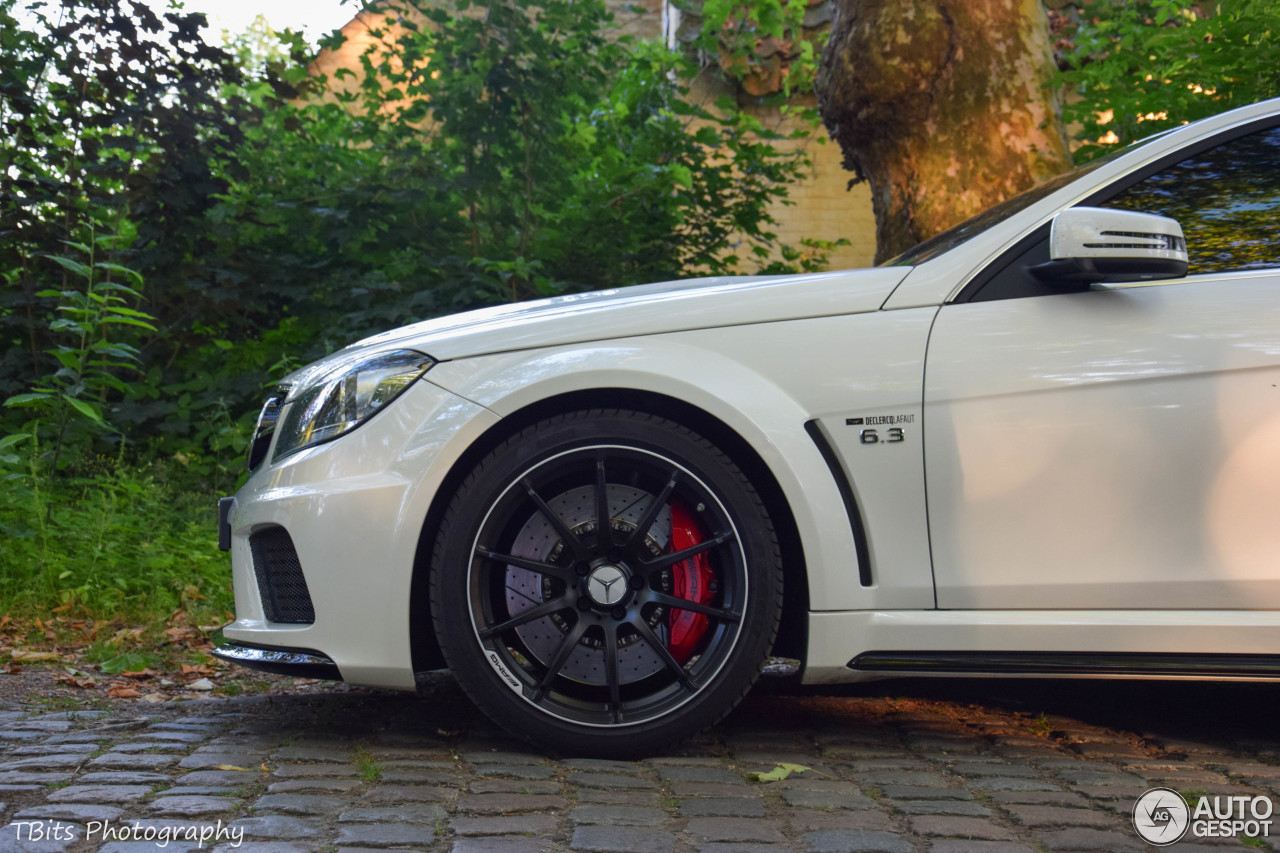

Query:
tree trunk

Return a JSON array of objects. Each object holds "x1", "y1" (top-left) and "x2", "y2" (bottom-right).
[{"x1": 816, "y1": 0, "x2": 1072, "y2": 263}]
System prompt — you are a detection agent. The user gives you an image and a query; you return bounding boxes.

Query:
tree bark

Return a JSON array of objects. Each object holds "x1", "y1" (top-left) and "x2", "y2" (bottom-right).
[{"x1": 816, "y1": 0, "x2": 1072, "y2": 262}]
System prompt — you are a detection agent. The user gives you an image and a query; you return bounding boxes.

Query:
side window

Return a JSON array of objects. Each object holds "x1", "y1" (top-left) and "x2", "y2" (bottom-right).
[{"x1": 1102, "y1": 126, "x2": 1280, "y2": 274}]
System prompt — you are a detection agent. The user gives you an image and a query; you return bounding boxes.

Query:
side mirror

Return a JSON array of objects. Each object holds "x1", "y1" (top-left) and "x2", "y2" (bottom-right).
[{"x1": 1031, "y1": 207, "x2": 1188, "y2": 285}]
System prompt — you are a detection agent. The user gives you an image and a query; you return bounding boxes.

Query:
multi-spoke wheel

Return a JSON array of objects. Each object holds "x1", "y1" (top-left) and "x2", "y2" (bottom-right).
[{"x1": 430, "y1": 410, "x2": 782, "y2": 756}]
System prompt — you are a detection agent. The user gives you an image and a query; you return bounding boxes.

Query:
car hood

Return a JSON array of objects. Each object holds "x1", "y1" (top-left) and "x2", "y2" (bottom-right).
[{"x1": 282, "y1": 266, "x2": 908, "y2": 392}]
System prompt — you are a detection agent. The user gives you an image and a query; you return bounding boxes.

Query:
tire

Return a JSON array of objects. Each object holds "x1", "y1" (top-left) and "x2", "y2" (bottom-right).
[{"x1": 429, "y1": 409, "x2": 783, "y2": 757}]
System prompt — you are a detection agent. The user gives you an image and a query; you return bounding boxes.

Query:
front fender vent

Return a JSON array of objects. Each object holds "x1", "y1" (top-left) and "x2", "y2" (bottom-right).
[{"x1": 249, "y1": 526, "x2": 316, "y2": 624}]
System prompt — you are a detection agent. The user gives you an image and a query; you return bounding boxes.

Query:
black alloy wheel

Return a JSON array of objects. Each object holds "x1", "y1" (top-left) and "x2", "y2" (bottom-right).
[{"x1": 430, "y1": 410, "x2": 782, "y2": 756}]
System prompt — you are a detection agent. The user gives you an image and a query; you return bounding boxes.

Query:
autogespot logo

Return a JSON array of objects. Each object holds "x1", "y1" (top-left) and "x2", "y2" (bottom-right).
[
  {"x1": 1134, "y1": 788, "x2": 1276, "y2": 845},
  {"x1": 1133, "y1": 787, "x2": 1190, "y2": 846}
]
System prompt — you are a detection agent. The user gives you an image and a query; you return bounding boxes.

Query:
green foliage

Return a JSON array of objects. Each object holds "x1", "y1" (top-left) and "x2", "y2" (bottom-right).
[
  {"x1": 208, "y1": 0, "x2": 812, "y2": 324},
  {"x1": 96, "y1": 650, "x2": 160, "y2": 675},
  {"x1": 1060, "y1": 0, "x2": 1280, "y2": 162},
  {"x1": 352, "y1": 745, "x2": 383, "y2": 783},
  {"x1": 746, "y1": 762, "x2": 811, "y2": 782},
  {"x1": 4, "y1": 234, "x2": 156, "y2": 473},
  {"x1": 0, "y1": 444, "x2": 230, "y2": 621},
  {"x1": 682, "y1": 0, "x2": 824, "y2": 97},
  {"x1": 0, "y1": 0, "x2": 258, "y2": 480},
  {"x1": 0, "y1": 0, "x2": 830, "y2": 621}
]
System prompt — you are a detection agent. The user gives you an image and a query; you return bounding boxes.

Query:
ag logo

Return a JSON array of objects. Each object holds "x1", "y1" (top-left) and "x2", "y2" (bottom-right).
[{"x1": 1133, "y1": 787, "x2": 1190, "y2": 846}]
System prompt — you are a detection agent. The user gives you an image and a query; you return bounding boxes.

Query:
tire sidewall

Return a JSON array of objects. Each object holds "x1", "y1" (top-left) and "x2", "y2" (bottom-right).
[{"x1": 429, "y1": 410, "x2": 781, "y2": 756}]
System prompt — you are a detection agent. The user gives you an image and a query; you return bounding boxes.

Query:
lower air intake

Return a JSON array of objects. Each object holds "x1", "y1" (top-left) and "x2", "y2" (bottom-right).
[{"x1": 248, "y1": 526, "x2": 316, "y2": 624}]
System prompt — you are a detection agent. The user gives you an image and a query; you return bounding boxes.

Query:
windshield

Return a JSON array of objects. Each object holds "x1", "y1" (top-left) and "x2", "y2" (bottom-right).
[{"x1": 882, "y1": 134, "x2": 1171, "y2": 266}]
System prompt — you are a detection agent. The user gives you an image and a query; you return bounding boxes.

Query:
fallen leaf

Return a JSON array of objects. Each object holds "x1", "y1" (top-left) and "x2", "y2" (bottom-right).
[
  {"x1": 187, "y1": 677, "x2": 214, "y2": 691},
  {"x1": 6, "y1": 664, "x2": 22, "y2": 674},
  {"x1": 139, "y1": 692, "x2": 168, "y2": 703},
  {"x1": 107, "y1": 685, "x2": 141, "y2": 699},
  {"x1": 122, "y1": 668, "x2": 158, "y2": 679},
  {"x1": 55, "y1": 674, "x2": 97, "y2": 689},
  {"x1": 214, "y1": 764, "x2": 253, "y2": 772},
  {"x1": 9, "y1": 650, "x2": 61, "y2": 662},
  {"x1": 436, "y1": 728, "x2": 460, "y2": 737},
  {"x1": 746, "y1": 762, "x2": 811, "y2": 783}
]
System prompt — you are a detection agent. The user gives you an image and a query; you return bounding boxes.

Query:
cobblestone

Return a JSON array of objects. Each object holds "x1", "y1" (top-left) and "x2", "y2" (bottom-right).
[
  {"x1": 678, "y1": 796, "x2": 767, "y2": 816},
  {"x1": 456, "y1": 794, "x2": 569, "y2": 814},
  {"x1": 45, "y1": 785, "x2": 152, "y2": 803},
  {"x1": 250, "y1": 793, "x2": 348, "y2": 815},
  {"x1": 800, "y1": 829, "x2": 917, "y2": 852},
  {"x1": 909, "y1": 816, "x2": 1016, "y2": 840},
  {"x1": 451, "y1": 815, "x2": 558, "y2": 836},
  {"x1": 685, "y1": 816, "x2": 787, "y2": 842},
  {"x1": 569, "y1": 825, "x2": 675, "y2": 852},
  {"x1": 568, "y1": 805, "x2": 667, "y2": 826},
  {"x1": 338, "y1": 804, "x2": 448, "y2": 823},
  {"x1": 335, "y1": 823, "x2": 436, "y2": 846},
  {"x1": 1003, "y1": 805, "x2": 1118, "y2": 828},
  {"x1": 565, "y1": 772, "x2": 656, "y2": 789},
  {"x1": 228, "y1": 815, "x2": 322, "y2": 839},
  {"x1": 0, "y1": 678, "x2": 1275, "y2": 852},
  {"x1": 788, "y1": 810, "x2": 897, "y2": 832},
  {"x1": 146, "y1": 795, "x2": 237, "y2": 816},
  {"x1": 782, "y1": 789, "x2": 878, "y2": 809}
]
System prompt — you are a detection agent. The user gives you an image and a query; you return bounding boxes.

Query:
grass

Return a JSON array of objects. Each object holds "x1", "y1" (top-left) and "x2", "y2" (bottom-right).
[
  {"x1": 352, "y1": 745, "x2": 382, "y2": 784},
  {"x1": 1026, "y1": 712, "x2": 1052, "y2": 736},
  {"x1": 25, "y1": 692, "x2": 109, "y2": 713},
  {"x1": 0, "y1": 451, "x2": 232, "y2": 624},
  {"x1": 0, "y1": 452, "x2": 248, "y2": 700}
]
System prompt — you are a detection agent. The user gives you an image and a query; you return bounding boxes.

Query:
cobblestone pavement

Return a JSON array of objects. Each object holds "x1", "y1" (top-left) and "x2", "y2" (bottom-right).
[{"x1": 1, "y1": 673, "x2": 1278, "y2": 852}]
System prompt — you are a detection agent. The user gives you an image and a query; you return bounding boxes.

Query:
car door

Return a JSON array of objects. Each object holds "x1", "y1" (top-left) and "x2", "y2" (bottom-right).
[{"x1": 923, "y1": 123, "x2": 1280, "y2": 610}]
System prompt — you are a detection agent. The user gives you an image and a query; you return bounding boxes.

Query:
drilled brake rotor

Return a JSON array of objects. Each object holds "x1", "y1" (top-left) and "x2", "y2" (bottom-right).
[{"x1": 504, "y1": 484, "x2": 671, "y2": 685}]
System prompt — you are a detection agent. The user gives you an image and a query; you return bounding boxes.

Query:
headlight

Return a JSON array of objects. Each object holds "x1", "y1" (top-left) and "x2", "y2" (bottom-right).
[{"x1": 273, "y1": 349, "x2": 434, "y2": 461}]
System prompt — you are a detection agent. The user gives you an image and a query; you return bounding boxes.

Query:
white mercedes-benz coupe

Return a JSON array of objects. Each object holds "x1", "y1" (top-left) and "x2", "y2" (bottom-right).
[{"x1": 216, "y1": 97, "x2": 1280, "y2": 755}]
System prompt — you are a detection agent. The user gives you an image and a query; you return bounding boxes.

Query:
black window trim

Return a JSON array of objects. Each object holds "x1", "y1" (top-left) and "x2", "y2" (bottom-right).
[{"x1": 952, "y1": 114, "x2": 1280, "y2": 304}]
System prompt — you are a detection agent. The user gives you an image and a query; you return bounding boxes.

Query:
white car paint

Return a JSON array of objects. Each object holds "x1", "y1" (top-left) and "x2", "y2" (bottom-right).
[
  {"x1": 926, "y1": 270, "x2": 1280, "y2": 611},
  {"x1": 223, "y1": 96, "x2": 1280, "y2": 699}
]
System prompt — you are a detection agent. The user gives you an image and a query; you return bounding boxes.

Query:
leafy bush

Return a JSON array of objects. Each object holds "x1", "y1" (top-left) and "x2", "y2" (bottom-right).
[
  {"x1": 4, "y1": 0, "x2": 823, "y2": 489},
  {"x1": 4, "y1": 234, "x2": 156, "y2": 474},
  {"x1": 1061, "y1": 0, "x2": 1280, "y2": 161},
  {"x1": 209, "y1": 0, "x2": 813, "y2": 330}
]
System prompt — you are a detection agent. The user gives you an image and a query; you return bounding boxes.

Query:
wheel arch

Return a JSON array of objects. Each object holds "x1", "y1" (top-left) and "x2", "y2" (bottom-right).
[{"x1": 409, "y1": 387, "x2": 809, "y2": 674}]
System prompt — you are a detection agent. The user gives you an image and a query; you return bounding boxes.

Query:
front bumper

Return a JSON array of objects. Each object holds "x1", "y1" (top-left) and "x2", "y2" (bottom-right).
[{"x1": 220, "y1": 377, "x2": 500, "y2": 690}]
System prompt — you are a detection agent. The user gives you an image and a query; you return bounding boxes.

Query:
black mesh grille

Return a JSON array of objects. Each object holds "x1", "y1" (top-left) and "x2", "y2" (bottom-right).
[{"x1": 249, "y1": 526, "x2": 316, "y2": 624}]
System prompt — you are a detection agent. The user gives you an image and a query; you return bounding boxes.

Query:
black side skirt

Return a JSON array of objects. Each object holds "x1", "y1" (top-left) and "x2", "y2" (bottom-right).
[
  {"x1": 848, "y1": 651, "x2": 1280, "y2": 679},
  {"x1": 212, "y1": 641, "x2": 343, "y2": 681}
]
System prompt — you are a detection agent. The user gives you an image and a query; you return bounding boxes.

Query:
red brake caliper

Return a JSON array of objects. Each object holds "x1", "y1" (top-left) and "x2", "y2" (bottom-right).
[{"x1": 667, "y1": 500, "x2": 715, "y2": 664}]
